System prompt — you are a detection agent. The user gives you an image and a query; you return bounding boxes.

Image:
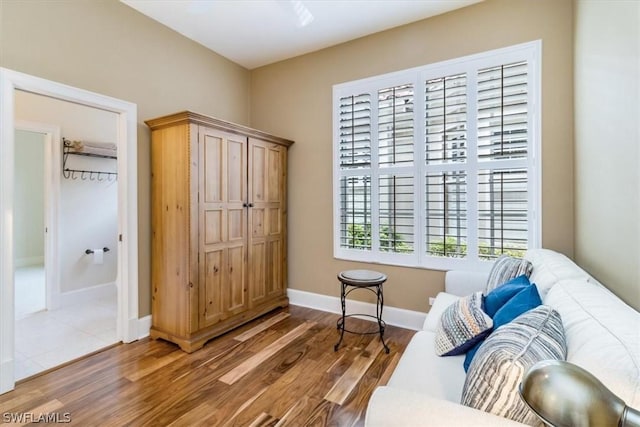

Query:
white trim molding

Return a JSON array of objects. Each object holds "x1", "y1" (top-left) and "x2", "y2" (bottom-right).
[
  {"x1": 0, "y1": 67, "x2": 139, "y2": 395},
  {"x1": 137, "y1": 315, "x2": 152, "y2": 340},
  {"x1": 287, "y1": 288, "x2": 426, "y2": 331},
  {"x1": 56, "y1": 282, "x2": 117, "y2": 309}
]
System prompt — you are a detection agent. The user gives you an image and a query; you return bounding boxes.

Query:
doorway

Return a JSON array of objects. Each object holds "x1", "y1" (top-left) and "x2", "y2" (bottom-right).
[
  {"x1": 13, "y1": 111, "x2": 121, "y2": 380},
  {"x1": 0, "y1": 67, "x2": 139, "y2": 394}
]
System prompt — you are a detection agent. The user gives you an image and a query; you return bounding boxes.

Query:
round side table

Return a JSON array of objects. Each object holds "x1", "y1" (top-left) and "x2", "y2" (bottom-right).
[{"x1": 334, "y1": 269, "x2": 390, "y2": 353}]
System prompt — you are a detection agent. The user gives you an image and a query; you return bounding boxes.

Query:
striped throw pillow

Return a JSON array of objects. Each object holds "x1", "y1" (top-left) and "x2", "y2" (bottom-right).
[
  {"x1": 485, "y1": 255, "x2": 534, "y2": 294},
  {"x1": 461, "y1": 305, "x2": 566, "y2": 425},
  {"x1": 434, "y1": 292, "x2": 493, "y2": 356}
]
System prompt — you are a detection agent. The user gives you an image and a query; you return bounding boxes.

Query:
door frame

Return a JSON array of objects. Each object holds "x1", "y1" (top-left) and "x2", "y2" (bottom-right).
[
  {"x1": 14, "y1": 121, "x2": 62, "y2": 311},
  {"x1": 0, "y1": 67, "x2": 139, "y2": 394}
]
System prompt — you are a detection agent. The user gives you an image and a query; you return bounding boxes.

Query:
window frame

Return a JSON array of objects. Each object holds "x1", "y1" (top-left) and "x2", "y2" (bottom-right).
[{"x1": 332, "y1": 40, "x2": 542, "y2": 271}]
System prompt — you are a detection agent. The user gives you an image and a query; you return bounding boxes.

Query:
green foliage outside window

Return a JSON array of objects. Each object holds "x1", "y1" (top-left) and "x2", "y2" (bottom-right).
[
  {"x1": 346, "y1": 224, "x2": 412, "y2": 253},
  {"x1": 346, "y1": 225, "x2": 525, "y2": 258},
  {"x1": 428, "y1": 236, "x2": 525, "y2": 259}
]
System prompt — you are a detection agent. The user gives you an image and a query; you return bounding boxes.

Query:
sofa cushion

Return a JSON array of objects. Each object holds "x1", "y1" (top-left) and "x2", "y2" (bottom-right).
[
  {"x1": 461, "y1": 306, "x2": 566, "y2": 425},
  {"x1": 387, "y1": 330, "x2": 467, "y2": 402},
  {"x1": 484, "y1": 275, "x2": 531, "y2": 317},
  {"x1": 544, "y1": 279, "x2": 640, "y2": 408},
  {"x1": 524, "y1": 249, "x2": 589, "y2": 298},
  {"x1": 485, "y1": 255, "x2": 533, "y2": 294},
  {"x1": 435, "y1": 292, "x2": 493, "y2": 356},
  {"x1": 366, "y1": 387, "x2": 529, "y2": 427}
]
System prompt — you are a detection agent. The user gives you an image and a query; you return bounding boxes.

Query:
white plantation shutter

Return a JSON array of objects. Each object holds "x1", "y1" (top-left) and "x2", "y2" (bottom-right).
[
  {"x1": 477, "y1": 62, "x2": 528, "y2": 161},
  {"x1": 425, "y1": 73, "x2": 467, "y2": 164},
  {"x1": 377, "y1": 84, "x2": 415, "y2": 254},
  {"x1": 334, "y1": 42, "x2": 540, "y2": 269},
  {"x1": 425, "y1": 73, "x2": 468, "y2": 258},
  {"x1": 378, "y1": 85, "x2": 414, "y2": 167},
  {"x1": 339, "y1": 94, "x2": 371, "y2": 169},
  {"x1": 338, "y1": 94, "x2": 372, "y2": 250},
  {"x1": 379, "y1": 174, "x2": 414, "y2": 253},
  {"x1": 476, "y1": 61, "x2": 530, "y2": 258}
]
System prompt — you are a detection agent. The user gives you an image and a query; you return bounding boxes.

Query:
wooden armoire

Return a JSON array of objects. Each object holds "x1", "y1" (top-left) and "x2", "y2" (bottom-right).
[{"x1": 146, "y1": 111, "x2": 293, "y2": 352}]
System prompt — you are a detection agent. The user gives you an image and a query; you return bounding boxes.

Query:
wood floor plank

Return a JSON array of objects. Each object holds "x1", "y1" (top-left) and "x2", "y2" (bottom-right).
[
  {"x1": 323, "y1": 340, "x2": 384, "y2": 405},
  {"x1": 248, "y1": 412, "x2": 279, "y2": 427},
  {"x1": 0, "y1": 306, "x2": 415, "y2": 426},
  {"x1": 219, "y1": 321, "x2": 316, "y2": 385},
  {"x1": 233, "y1": 312, "x2": 290, "y2": 342},
  {"x1": 124, "y1": 349, "x2": 186, "y2": 381},
  {"x1": 166, "y1": 402, "x2": 214, "y2": 427}
]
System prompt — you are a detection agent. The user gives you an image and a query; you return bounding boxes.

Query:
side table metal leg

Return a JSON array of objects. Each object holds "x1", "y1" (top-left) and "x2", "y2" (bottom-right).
[
  {"x1": 377, "y1": 284, "x2": 390, "y2": 354},
  {"x1": 334, "y1": 282, "x2": 347, "y2": 351}
]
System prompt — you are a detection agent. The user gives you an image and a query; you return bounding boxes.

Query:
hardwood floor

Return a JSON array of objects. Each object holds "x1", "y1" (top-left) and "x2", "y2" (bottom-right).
[{"x1": 1, "y1": 305, "x2": 415, "y2": 426}]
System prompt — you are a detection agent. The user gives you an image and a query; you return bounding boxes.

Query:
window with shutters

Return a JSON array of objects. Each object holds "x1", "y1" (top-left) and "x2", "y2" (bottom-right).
[{"x1": 333, "y1": 41, "x2": 541, "y2": 270}]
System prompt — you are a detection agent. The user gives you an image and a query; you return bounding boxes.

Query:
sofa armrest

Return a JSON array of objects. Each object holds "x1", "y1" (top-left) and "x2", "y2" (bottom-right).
[
  {"x1": 445, "y1": 270, "x2": 489, "y2": 296},
  {"x1": 423, "y1": 292, "x2": 460, "y2": 331},
  {"x1": 365, "y1": 386, "x2": 528, "y2": 427}
]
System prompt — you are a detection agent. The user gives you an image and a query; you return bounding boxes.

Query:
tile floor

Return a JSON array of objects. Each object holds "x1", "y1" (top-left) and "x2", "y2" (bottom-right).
[{"x1": 14, "y1": 265, "x2": 118, "y2": 381}]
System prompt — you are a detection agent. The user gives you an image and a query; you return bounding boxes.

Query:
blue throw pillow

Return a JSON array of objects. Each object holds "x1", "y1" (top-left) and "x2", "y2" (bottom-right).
[
  {"x1": 464, "y1": 340, "x2": 482, "y2": 372},
  {"x1": 484, "y1": 275, "x2": 531, "y2": 317},
  {"x1": 492, "y1": 284, "x2": 542, "y2": 330}
]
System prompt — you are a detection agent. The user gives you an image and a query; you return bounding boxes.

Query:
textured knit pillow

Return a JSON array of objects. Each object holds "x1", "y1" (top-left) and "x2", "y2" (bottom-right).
[
  {"x1": 434, "y1": 292, "x2": 493, "y2": 356},
  {"x1": 461, "y1": 306, "x2": 566, "y2": 425},
  {"x1": 485, "y1": 255, "x2": 533, "y2": 294}
]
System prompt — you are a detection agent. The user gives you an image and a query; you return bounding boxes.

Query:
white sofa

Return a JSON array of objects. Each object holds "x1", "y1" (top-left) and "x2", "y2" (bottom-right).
[{"x1": 365, "y1": 249, "x2": 640, "y2": 426}]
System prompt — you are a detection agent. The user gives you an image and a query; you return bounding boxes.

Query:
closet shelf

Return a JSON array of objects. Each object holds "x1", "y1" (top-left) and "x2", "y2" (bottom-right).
[{"x1": 62, "y1": 137, "x2": 117, "y2": 181}]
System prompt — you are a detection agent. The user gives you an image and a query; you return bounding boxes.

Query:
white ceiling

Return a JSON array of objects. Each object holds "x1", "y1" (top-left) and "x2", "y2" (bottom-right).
[{"x1": 122, "y1": 0, "x2": 482, "y2": 69}]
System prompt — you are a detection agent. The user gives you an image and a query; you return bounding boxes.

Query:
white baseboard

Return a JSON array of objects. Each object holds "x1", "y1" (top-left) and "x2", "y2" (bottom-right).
[
  {"x1": 137, "y1": 315, "x2": 152, "y2": 340},
  {"x1": 15, "y1": 256, "x2": 44, "y2": 268},
  {"x1": 126, "y1": 291, "x2": 425, "y2": 345},
  {"x1": 287, "y1": 288, "x2": 426, "y2": 331},
  {"x1": 56, "y1": 282, "x2": 116, "y2": 308}
]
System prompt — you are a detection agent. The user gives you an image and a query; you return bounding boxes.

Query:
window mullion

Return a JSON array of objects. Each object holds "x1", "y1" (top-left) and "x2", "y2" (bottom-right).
[
  {"x1": 371, "y1": 90, "x2": 380, "y2": 255},
  {"x1": 414, "y1": 76, "x2": 426, "y2": 264},
  {"x1": 466, "y1": 65, "x2": 479, "y2": 262}
]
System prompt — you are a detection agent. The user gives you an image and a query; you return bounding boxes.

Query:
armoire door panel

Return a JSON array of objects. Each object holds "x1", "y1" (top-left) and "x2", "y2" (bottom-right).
[
  {"x1": 227, "y1": 245, "x2": 247, "y2": 314},
  {"x1": 267, "y1": 147, "x2": 282, "y2": 202},
  {"x1": 252, "y1": 208, "x2": 265, "y2": 237},
  {"x1": 227, "y1": 208, "x2": 245, "y2": 242},
  {"x1": 227, "y1": 138, "x2": 246, "y2": 203},
  {"x1": 203, "y1": 134, "x2": 223, "y2": 203},
  {"x1": 251, "y1": 145, "x2": 266, "y2": 203},
  {"x1": 201, "y1": 249, "x2": 225, "y2": 327},
  {"x1": 204, "y1": 209, "x2": 223, "y2": 245},
  {"x1": 266, "y1": 240, "x2": 282, "y2": 296},
  {"x1": 250, "y1": 241, "x2": 266, "y2": 304},
  {"x1": 268, "y1": 208, "x2": 281, "y2": 235}
]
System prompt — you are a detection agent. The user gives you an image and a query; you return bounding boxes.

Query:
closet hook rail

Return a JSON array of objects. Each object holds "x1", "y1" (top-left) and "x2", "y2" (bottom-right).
[{"x1": 62, "y1": 137, "x2": 118, "y2": 181}]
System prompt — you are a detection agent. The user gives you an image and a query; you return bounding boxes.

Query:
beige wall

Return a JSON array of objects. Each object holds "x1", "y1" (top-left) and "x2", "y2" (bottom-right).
[
  {"x1": 0, "y1": 0, "x2": 251, "y2": 316},
  {"x1": 250, "y1": 0, "x2": 575, "y2": 312},
  {"x1": 2, "y1": 0, "x2": 581, "y2": 316},
  {"x1": 574, "y1": 0, "x2": 640, "y2": 310}
]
